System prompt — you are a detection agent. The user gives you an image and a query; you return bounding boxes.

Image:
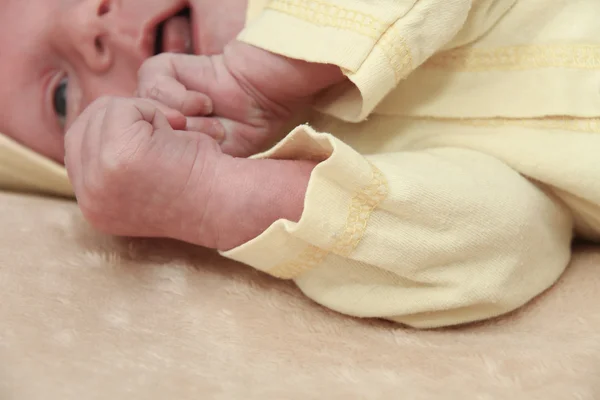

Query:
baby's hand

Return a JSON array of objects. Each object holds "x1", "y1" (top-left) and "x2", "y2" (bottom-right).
[
  {"x1": 137, "y1": 41, "x2": 345, "y2": 157},
  {"x1": 64, "y1": 97, "x2": 226, "y2": 247}
]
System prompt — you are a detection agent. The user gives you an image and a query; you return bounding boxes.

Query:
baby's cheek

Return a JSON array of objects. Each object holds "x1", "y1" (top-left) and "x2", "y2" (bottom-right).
[
  {"x1": 34, "y1": 132, "x2": 66, "y2": 164},
  {"x1": 54, "y1": 135, "x2": 67, "y2": 164}
]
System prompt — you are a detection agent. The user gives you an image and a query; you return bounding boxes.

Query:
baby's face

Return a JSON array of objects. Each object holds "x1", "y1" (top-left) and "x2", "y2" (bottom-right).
[{"x1": 0, "y1": 0, "x2": 246, "y2": 163}]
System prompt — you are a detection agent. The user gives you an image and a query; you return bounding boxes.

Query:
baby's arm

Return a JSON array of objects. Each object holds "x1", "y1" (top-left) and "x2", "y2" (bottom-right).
[
  {"x1": 64, "y1": 104, "x2": 574, "y2": 328},
  {"x1": 62, "y1": 97, "x2": 315, "y2": 251}
]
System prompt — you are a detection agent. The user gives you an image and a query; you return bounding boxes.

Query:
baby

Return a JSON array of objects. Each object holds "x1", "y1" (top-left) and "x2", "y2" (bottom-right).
[{"x1": 3, "y1": 0, "x2": 600, "y2": 328}]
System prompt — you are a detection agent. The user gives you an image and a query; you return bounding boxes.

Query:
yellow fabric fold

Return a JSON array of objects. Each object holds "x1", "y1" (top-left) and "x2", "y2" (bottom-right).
[
  {"x1": 223, "y1": 0, "x2": 600, "y2": 326},
  {"x1": 0, "y1": 135, "x2": 72, "y2": 197},
  {"x1": 223, "y1": 125, "x2": 573, "y2": 328},
  {"x1": 238, "y1": 0, "x2": 473, "y2": 122}
]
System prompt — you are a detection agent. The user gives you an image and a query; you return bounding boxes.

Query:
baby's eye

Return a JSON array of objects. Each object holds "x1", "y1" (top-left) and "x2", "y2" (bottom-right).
[{"x1": 53, "y1": 77, "x2": 68, "y2": 127}]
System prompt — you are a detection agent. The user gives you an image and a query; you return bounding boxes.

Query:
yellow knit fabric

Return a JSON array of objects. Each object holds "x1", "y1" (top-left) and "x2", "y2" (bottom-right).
[
  {"x1": 2, "y1": 0, "x2": 600, "y2": 327},
  {"x1": 223, "y1": 0, "x2": 600, "y2": 327},
  {"x1": 0, "y1": 135, "x2": 72, "y2": 197}
]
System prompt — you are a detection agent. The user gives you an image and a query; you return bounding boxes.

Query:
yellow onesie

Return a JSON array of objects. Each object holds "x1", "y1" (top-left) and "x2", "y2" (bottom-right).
[{"x1": 2, "y1": 0, "x2": 600, "y2": 328}]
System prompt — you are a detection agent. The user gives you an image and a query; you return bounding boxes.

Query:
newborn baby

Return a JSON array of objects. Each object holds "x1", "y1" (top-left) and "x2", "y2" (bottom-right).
[{"x1": 3, "y1": 0, "x2": 600, "y2": 328}]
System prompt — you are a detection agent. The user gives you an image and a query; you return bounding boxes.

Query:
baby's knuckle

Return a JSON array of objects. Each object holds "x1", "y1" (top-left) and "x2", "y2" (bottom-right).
[
  {"x1": 139, "y1": 53, "x2": 172, "y2": 75},
  {"x1": 155, "y1": 74, "x2": 175, "y2": 87},
  {"x1": 100, "y1": 150, "x2": 128, "y2": 177},
  {"x1": 94, "y1": 95, "x2": 114, "y2": 108},
  {"x1": 148, "y1": 82, "x2": 163, "y2": 99},
  {"x1": 96, "y1": 144, "x2": 136, "y2": 184},
  {"x1": 145, "y1": 75, "x2": 178, "y2": 100}
]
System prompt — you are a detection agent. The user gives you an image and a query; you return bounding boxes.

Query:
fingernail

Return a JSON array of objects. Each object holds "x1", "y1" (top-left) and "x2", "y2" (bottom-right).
[
  {"x1": 214, "y1": 120, "x2": 226, "y2": 143},
  {"x1": 205, "y1": 100, "x2": 213, "y2": 114}
]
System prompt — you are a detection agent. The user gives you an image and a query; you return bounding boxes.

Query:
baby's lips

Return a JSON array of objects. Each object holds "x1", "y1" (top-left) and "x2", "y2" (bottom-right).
[{"x1": 162, "y1": 15, "x2": 193, "y2": 54}]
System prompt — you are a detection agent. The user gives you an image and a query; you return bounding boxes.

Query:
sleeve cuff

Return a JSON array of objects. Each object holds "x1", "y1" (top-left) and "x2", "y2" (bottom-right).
[
  {"x1": 220, "y1": 124, "x2": 388, "y2": 279},
  {"x1": 238, "y1": 7, "x2": 378, "y2": 74},
  {"x1": 237, "y1": 2, "x2": 400, "y2": 122},
  {"x1": 239, "y1": 0, "x2": 472, "y2": 122}
]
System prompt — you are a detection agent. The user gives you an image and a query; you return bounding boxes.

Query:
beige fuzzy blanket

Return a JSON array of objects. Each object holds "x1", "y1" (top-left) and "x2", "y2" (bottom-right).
[{"x1": 1, "y1": 191, "x2": 599, "y2": 399}]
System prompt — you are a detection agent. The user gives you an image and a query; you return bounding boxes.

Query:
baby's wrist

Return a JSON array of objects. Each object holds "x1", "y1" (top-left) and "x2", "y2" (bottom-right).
[
  {"x1": 205, "y1": 156, "x2": 316, "y2": 251},
  {"x1": 223, "y1": 40, "x2": 346, "y2": 105}
]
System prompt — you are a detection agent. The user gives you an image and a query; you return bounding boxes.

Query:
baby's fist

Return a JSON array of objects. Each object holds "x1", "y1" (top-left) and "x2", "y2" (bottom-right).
[
  {"x1": 64, "y1": 97, "x2": 224, "y2": 245},
  {"x1": 137, "y1": 42, "x2": 345, "y2": 158}
]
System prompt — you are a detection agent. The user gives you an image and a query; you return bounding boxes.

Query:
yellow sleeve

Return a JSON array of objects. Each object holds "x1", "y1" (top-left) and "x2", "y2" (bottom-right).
[
  {"x1": 221, "y1": 126, "x2": 574, "y2": 328},
  {"x1": 238, "y1": 0, "x2": 473, "y2": 122}
]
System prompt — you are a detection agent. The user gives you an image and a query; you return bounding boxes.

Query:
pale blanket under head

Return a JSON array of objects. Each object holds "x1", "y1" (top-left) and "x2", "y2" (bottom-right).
[{"x1": 0, "y1": 191, "x2": 599, "y2": 399}]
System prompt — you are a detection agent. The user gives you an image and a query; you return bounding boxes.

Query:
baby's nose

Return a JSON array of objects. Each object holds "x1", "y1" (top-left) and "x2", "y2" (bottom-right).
[{"x1": 63, "y1": 0, "x2": 116, "y2": 73}]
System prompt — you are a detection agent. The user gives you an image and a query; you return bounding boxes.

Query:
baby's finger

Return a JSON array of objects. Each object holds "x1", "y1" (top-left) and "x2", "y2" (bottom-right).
[
  {"x1": 97, "y1": 98, "x2": 172, "y2": 143},
  {"x1": 185, "y1": 117, "x2": 226, "y2": 142},
  {"x1": 142, "y1": 98, "x2": 187, "y2": 130},
  {"x1": 167, "y1": 130, "x2": 222, "y2": 146},
  {"x1": 186, "y1": 117, "x2": 260, "y2": 157},
  {"x1": 138, "y1": 53, "x2": 213, "y2": 97},
  {"x1": 139, "y1": 75, "x2": 213, "y2": 117}
]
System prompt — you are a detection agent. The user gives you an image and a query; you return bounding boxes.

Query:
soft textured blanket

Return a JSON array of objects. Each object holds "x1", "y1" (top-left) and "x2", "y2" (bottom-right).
[{"x1": 0, "y1": 191, "x2": 599, "y2": 399}]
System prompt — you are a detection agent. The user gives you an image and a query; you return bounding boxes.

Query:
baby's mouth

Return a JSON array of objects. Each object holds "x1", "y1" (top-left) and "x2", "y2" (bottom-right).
[{"x1": 153, "y1": 7, "x2": 193, "y2": 55}]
